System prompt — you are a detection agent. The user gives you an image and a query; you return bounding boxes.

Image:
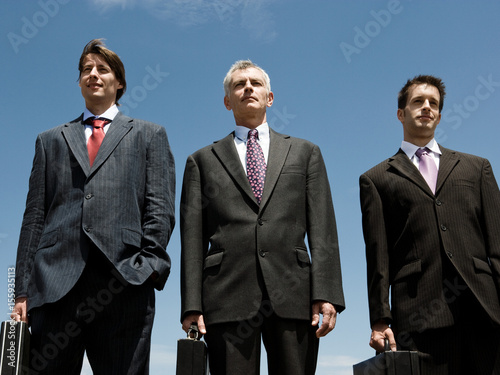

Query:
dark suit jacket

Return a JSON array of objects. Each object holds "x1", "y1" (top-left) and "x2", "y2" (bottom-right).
[
  {"x1": 360, "y1": 146, "x2": 500, "y2": 333},
  {"x1": 15, "y1": 112, "x2": 175, "y2": 312},
  {"x1": 180, "y1": 128, "x2": 345, "y2": 325}
]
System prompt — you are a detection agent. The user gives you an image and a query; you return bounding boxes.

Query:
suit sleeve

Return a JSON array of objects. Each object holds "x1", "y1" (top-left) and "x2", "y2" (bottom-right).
[
  {"x1": 15, "y1": 135, "x2": 47, "y2": 298},
  {"x1": 480, "y1": 159, "x2": 500, "y2": 293},
  {"x1": 359, "y1": 173, "x2": 392, "y2": 326},
  {"x1": 180, "y1": 155, "x2": 205, "y2": 321},
  {"x1": 141, "y1": 126, "x2": 175, "y2": 290},
  {"x1": 306, "y1": 145, "x2": 345, "y2": 312}
]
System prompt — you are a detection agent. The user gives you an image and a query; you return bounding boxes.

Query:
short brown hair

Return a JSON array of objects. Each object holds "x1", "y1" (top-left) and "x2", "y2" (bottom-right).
[
  {"x1": 78, "y1": 39, "x2": 126, "y2": 104},
  {"x1": 398, "y1": 75, "x2": 446, "y2": 112}
]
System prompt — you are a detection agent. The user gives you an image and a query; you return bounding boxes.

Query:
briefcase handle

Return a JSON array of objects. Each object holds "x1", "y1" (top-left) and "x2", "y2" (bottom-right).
[
  {"x1": 376, "y1": 339, "x2": 392, "y2": 355},
  {"x1": 187, "y1": 324, "x2": 201, "y2": 340},
  {"x1": 384, "y1": 339, "x2": 391, "y2": 351}
]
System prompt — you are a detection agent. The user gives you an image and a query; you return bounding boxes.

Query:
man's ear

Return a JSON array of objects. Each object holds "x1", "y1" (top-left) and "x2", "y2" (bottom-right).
[
  {"x1": 396, "y1": 108, "x2": 404, "y2": 124},
  {"x1": 224, "y1": 96, "x2": 232, "y2": 111},
  {"x1": 266, "y1": 91, "x2": 274, "y2": 108}
]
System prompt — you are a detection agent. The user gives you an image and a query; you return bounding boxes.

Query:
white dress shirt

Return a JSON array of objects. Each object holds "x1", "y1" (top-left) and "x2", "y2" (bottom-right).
[
  {"x1": 83, "y1": 105, "x2": 119, "y2": 143},
  {"x1": 401, "y1": 138, "x2": 441, "y2": 170},
  {"x1": 234, "y1": 123, "x2": 270, "y2": 171}
]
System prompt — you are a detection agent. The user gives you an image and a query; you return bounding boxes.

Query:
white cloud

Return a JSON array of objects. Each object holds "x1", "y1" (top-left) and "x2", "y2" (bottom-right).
[{"x1": 89, "y1": 0, "x2": 278, "y2": 41}]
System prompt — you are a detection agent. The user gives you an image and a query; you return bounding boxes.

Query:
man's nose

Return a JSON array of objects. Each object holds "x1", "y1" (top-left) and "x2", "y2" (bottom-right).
[
  {"x1": 244, "y1": 81, "x2": 253, "y2": 91},
  {"x1": 89, "y1": 66, "x2": 99, "y2": 78}
]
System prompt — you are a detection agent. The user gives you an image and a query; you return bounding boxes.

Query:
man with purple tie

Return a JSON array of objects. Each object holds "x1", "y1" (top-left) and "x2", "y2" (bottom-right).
[
  {"x1": 180, "y1": 60, "x2": 345, "y2": 375},
  {"x1": 360, "y1": 75, "x2": 500, "y2": 374}
]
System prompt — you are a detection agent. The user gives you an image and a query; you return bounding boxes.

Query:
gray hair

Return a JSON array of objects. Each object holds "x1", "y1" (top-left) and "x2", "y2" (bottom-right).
[{"x1": 223, "y1": 60, "x2": 271, "y2": 96}]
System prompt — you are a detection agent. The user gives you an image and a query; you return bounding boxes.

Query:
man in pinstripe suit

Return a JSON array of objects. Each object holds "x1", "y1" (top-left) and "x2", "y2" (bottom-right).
[
  {"x1": 11, "y1": 39, "x2": 175, "y2": 374},
  {"x1": 360, "y1": 75, "x2": 500, "y2": 374}
]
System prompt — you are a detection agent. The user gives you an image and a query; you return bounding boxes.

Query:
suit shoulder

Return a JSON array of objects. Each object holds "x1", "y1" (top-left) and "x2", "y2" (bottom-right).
[
  {"x1": 361, "y1": 157, "x2": 393, "y2": 178},
  {"x1": 188, "y1": 133, "x2": 234, "y2": 159},
  {"x1": 270, "y1": 130, "x2": 321, "y2": 153},
  {"x1": 445, "y1": 147, "x2": 486, "y2": 160},
  {"x1": 38, "y1": 117, "x2": 81, "y2": 138},
  {"x1": 128, "y1": 117, "x2": 165, "y2": 131}
]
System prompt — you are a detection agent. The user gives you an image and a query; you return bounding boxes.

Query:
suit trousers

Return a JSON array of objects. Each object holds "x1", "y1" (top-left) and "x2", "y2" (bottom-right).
[
  {"x1": 28, "y1": 247, "x2": 155, "y2": 375},
  {"x1": 204, "y1": 301, "x2": 319, "y2": 375},
  {"x1": 396, "y1": 264, "x2": 500, "y2": 375}
]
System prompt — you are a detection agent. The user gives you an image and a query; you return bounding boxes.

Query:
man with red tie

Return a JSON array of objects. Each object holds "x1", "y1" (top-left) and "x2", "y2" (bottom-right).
[{"x1": 12, "y1": 39, "x2": 175, "y2": 374}]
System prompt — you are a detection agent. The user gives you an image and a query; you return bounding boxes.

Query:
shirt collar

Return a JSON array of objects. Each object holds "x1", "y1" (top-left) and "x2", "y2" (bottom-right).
[
  {"x1": 83, "y1": 104, "x2": 119, "y2": 122},
  {"x1": 401, "y1": 138, "x2": 441, "y2": 159},
  {"x1": 234, "y1": 123, "x2": 270, "y2": 142}
]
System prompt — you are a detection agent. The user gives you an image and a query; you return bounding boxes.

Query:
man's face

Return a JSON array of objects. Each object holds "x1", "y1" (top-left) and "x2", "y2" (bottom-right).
[
  {"x1": 79, "y1": 53, "x2": 123, "y2": 109},
  {"x1": 397, "y1": 84, "x2": 442, "y2": 143},
  {"x1": 224, "y1": 67, "x2": 273, "y2": 122}
]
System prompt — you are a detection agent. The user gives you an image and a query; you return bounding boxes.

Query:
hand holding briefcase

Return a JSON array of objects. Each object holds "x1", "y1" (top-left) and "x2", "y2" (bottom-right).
[
  {"x1": 353, "y1": 339, "x2": 420, "y2": 375},
  {"x1": 176, "y1": 324, "x2": 208, "y2": 375}
]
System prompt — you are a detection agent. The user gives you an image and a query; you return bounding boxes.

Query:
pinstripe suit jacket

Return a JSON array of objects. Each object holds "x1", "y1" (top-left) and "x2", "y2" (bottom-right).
[
  {"x1": 360, "y1": 146, "x2": 500, "y2": 333},
  {"x1": 180, "y1": 128, "x2": 345, "y2": 325},
  {"x1": 15, "y1": 112, "x2": 175, "y2": 312}
]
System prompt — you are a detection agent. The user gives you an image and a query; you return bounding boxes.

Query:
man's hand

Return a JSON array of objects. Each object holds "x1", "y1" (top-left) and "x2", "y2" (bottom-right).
[
  {"x1": 11, "y1": 297, "x2": 28, "y2": 323},
  {"x1": 182, "y1": 313, "x2": 207, "y2": 336},
  {"x1": 370, "y1": 320, "x2": 396, "y2": 352},
  {"x1": 311, "y1": 301, "x2": 337, "y2": 338}
]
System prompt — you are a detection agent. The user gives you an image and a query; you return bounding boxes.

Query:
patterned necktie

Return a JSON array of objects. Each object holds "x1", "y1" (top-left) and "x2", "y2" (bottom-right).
[
  {"x1": 415, "y1": 147, "x2": 438, "y2": 194},
  {"x1": 246, "y1": 129, "x2": 267, "y2": 203},
  {"x1": 85, "y1": 117, "x2": 110, "y2": 166}
]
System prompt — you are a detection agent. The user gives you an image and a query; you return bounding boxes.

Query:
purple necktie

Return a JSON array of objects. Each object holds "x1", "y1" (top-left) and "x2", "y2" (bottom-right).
[
  {"x1": 416, "y1": 147, "x2": 438, "y2": 194},
  {"x1": 246, "y1": 129, "x2": 266, "y2": 203}
]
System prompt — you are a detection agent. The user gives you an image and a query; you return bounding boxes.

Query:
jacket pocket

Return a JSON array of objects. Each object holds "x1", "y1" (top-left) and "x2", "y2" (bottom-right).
[
  {"x1": 204, "y1": 250, "x2": 224, "y2": 270},
  {"x1": 295, "y1": 247, "x2": 311, "y2": 266},
  {"x1": 122, "y1": 228, "x2": 142, "y2": 248},
  {"x1": 393, "y1": 259, "x2": 422, "y2": 282},
  {"x1": 37, "y1": 229, "x2": 58, "y2": 251},
  {"x1": 281, "y1": 165, "x2": 306, "y2": 176},
  {"x1": 473, "y1": 257, "x2": 492, "y2": 275}
]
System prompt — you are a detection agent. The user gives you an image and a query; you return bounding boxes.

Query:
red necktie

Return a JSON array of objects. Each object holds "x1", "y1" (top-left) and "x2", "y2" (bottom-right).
[
  {"x1": 85, "y1": 117, "x2": 110, "y2": 166},
  {"x1": 246, "y1": 129, "x2": 267, "y2": 203}
]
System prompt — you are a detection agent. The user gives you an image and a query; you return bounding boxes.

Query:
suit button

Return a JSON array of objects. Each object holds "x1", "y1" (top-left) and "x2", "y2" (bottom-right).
[
  {"x1": 259, "y1": 249, "x2": 266, "y2": 257},
  {"x1": 435, "y1": 199, "x2": 442, "y2": 206},
  {"x1": 447, "y1": 252, "x2": 453, "y2": 258},
  {"x1": 84, "y1": 226, "x2": 92, "y2": 233},
  {"x1": 440, "y1": 224, "x2": 447, "y2": 231},
  {"x1": 85, "y1": 194, "x2": 93, "y2": 200},
  {"x1": 258, "y1": 219, "x2": 264, "y2": 226}
]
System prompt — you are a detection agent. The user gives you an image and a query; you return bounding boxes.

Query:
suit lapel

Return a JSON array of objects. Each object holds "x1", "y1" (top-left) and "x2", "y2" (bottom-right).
[
  {"x1": 260, "y1": 129, "x2": 291, "y2": 209},
  {"x1": 211, "y1": 133, "x2": 257, "y2": 205},
  {"x1": 388, "y1": 147, "x2": 460, "y2": 196},
  {"x1": 388, "y1": 149, "x2": 433, "y2": 195},
  {"x1": 62, "y1": 112, "x2": 133, "y2": 177},
  {"x1": 62, "y1": 115, "x2": 91, "y2": 177},
  {"x1": 91, "y1": 112, "x2": 133, "y2": 171},
  {"x1": 435, "y1": 146, "x2": 459, "y2": 193}
]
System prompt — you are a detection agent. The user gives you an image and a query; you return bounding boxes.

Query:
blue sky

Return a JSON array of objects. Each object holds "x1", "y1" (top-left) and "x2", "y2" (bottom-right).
[{"x1": 2, "y1": 1, "x2": 500, "y2": 374}]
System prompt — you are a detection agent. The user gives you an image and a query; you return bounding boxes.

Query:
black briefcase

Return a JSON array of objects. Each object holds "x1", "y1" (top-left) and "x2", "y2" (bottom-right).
[
  {"x1": 0, "y1": 320, "x2": 30, "y2": 375},
  {"x1": 353, "y1": 340, "x2": 420, "y2": 375},
  {"x1": 176, "y1": 325, "x2": 208, "y2": 375}
]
